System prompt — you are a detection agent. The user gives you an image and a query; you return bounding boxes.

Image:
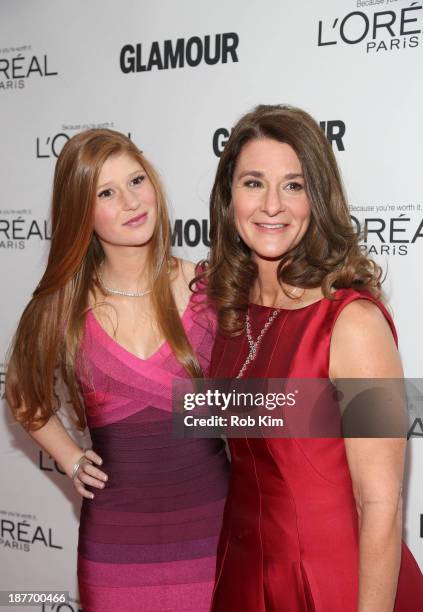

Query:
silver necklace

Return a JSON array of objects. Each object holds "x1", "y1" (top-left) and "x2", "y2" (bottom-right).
[
  {"x1": 236, "y1": 287, "x2": 301, "y2": 378},
  {"x1": 98, "y1": 273, "x2": 152, "y2": 298},
  {"x1": 236, "y1": 308, "x2": 281, "y2": 378}
]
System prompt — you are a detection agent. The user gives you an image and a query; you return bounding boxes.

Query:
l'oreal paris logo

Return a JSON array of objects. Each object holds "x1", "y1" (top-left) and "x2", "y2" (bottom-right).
[
  {"x1": 318, "y1": 4, "x2": 422, "y2": 53},
  {"x1": 0, "y1": 45, "x2": 58, "y2": 91}
]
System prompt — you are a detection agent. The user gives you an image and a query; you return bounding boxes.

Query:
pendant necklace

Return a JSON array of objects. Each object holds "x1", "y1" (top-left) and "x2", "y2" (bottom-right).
[
  {"x1": 236, "y1": 287, "x2": 300, "y2": 379},
  {"x1": 236, "y1": 307, "x2": 281, "y2": 378}
]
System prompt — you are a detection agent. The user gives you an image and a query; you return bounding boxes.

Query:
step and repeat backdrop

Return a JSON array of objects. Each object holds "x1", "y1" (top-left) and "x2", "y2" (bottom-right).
[{"x1": 1, "y1": 0, "x2": 422, "y2": 609}]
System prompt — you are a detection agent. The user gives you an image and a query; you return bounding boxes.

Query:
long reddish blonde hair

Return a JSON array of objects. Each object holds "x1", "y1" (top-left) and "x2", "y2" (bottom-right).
[{"x1": 6, "y1": 128, "x2": 202, "y2": 431}]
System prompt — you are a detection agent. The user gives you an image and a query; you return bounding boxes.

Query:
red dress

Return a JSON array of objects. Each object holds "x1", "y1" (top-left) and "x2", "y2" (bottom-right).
[{"x1": 209, "y1": 288, "x2": 423, "y2": 612}]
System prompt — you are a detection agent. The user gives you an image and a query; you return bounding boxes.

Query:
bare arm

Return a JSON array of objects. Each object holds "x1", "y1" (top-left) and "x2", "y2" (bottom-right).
[
  {"x1": 7, "y1": 386, "x2": 108, "y2": 499},
  {"x1": 330, "y1": 300, "x2": 405, "y2": 612},
  {"x1": 30, "y1": 413, "x2": 108, "y2": 498}
]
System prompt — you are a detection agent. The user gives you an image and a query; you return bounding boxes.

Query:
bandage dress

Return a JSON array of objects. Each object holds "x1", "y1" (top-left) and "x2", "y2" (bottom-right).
[
  {"x1": 209, "y1": 288, "x2": 423, "y2": 612},
  {"x1": 75, "y1": 294, "x2": 229, "y2": 611}
]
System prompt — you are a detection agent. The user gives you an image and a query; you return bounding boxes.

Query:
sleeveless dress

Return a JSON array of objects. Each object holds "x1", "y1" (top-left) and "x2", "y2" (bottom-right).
[
  {"x1": 209, "y1": 288, "x2": 423, "y2": 612},
  {"x1": 75, "y1": 293, "x2": 229, "y2": 612}
]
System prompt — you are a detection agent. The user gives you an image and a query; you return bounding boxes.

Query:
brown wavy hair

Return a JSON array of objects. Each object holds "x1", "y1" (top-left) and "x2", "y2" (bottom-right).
[
  {"x1": 200, "y1": 104, "x2": 382, "y2": 335},
  {"x1": 6, "y1": 128, "x2": 202, "y2": 431}
]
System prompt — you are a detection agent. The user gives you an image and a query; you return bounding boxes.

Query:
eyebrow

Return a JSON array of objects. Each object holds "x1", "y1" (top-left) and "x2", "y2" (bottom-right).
[
  {"x1": 237, "y1": 170, "x2": 303, "y2": 180},
  {"x1": 97, "y1": 169, "x2": 144, "y2": 190}
]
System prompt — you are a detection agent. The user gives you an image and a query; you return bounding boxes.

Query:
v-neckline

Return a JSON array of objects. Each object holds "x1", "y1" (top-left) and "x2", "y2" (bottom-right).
[{"x1": 86, "y1": 292, "x2": 195, "y2": 365}]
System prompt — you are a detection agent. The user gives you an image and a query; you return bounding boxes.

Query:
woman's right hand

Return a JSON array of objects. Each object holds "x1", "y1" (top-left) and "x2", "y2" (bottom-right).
[{"x1": 70, "y1": 449, "x2": 108, "y2": 499}]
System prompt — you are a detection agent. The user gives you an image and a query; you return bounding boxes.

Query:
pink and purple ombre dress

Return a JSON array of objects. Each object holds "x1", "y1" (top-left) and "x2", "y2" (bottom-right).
[{"x1": 75, "y1": 295, "x2": 229, "y2": 611}]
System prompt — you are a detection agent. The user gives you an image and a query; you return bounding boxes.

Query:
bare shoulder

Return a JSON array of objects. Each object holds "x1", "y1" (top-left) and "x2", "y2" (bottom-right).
[
  {"x1": 333, "y1": 298, "x2": 390, "y2": 337},
  {"x1": 178, "y1": 258, "x2": 197, "y2": 286},
  {"x1": 330, "y1": 298, "x2": 402, "y2": 379},
  {"x1": 170, "y1": 258, "x2": 197, "y2": 311}
]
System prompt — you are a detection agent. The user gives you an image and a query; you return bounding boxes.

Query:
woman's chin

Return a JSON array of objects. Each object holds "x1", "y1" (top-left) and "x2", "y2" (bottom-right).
[{"x1": 251, "y1": 248, "x2": 289, "y2": 262}]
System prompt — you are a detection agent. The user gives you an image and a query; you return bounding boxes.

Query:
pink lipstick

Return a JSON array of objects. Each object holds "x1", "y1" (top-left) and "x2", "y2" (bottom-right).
[{"x1": 123, "y1": 212, "x2": 147, "y2": 227}]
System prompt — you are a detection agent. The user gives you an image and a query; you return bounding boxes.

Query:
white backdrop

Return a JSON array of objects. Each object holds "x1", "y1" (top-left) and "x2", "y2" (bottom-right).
[{"x1": 1, "y1": 1, "x2": 422, "y2": 609}]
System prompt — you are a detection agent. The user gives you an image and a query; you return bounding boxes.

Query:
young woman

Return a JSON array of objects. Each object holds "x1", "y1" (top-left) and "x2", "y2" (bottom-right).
[
  {"x1": 6, "y1": 129, "x2": 229, "y2": 612},
  {"x1": 201, "y1": 105, "x2": 423, "y2": 611}
]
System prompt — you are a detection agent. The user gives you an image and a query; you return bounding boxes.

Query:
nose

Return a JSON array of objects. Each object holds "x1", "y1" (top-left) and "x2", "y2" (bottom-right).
[
  {"x1": 261, "y1": 185, "x2": 285, "y2": 216},
  {"x1": 121, "y1": 187, "x2": 140, "y2": 210}
]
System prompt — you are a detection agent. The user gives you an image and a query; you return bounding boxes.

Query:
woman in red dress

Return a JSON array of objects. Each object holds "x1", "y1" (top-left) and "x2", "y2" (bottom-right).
[{"x1": 203, "y1": 105, "x2": 423, "y2": 611}]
